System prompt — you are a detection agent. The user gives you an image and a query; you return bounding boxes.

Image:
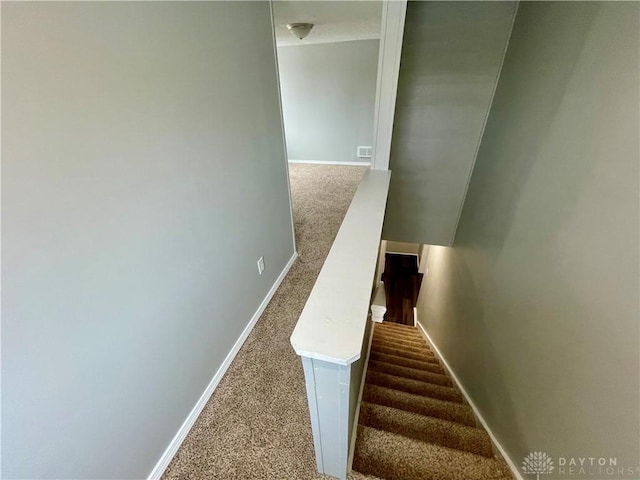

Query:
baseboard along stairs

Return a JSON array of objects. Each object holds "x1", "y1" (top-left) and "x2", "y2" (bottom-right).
[{"x1": 352, "y1": 321, "x2": 514, "y2": 480}]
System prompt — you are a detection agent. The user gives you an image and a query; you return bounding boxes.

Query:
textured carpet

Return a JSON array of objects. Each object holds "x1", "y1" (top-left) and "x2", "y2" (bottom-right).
[
  {"x1": 162, "y1": 163, "x2": 370, "y2": 480},
  {"x1": 353, "y1": 322, "x2": 514, "y2": 480}
]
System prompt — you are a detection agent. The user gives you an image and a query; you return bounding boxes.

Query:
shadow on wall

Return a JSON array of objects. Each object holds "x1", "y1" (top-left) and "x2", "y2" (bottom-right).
[
  {"x1": 418, "y1": 245, "x2": 524, "y2": 458},
  {"x1": 417, "y1": 0, "x2": 639, "y2": 471},
  {"x1": 383, "y1": 0, "x2": 518, "y2": 246},
  {"x1": 456, "y1": 2, "x2": 600, "y2": 264}
]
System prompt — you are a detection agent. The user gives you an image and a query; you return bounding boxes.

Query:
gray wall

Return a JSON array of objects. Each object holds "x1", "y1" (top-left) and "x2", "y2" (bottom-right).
[
  {"x1": 383, "y1": 1, "x2": 516, "y2": 245},
  {"x1": 2, "y1": 2, "x2": 294, "y2": 478},
  {"x1": 277, "y1": 40, "x2": 379, "y2": 163},
  {"x1": 417, "y1": 1, "x2": 639, "y2": 468}
]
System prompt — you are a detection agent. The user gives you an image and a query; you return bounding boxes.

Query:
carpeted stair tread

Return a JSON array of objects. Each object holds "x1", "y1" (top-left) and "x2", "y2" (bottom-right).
[
  {"x1": 368, "y1": 359, "x2": 452, "y2": 386},
  {"x1": 372, "y1": 338, "x2": 429, "y2": 354},
  {"x1": 371, "y1": 338, "x2": 434, "y2": 357},
  {"x1": 353, "y1": 425, "x2": 513, "y2": 480},
  {"x1": 377, "y1": 322, "x2": 420, "y2": 332},
  {"x1": 375, "y1": 324, "x2": 423, "y2": 339},
  {"x1": 372, "y1": 332, "x2": 429, "y2": 349},
  {"x1": 373, "y1": 332, "x2": 426, "y2": 347},
  {"x1": 373, "y1": 328, "x2": 428, "y2": 341},
  {"x1": 369, "y1": 351, "x2": 445, "y2": 374},
  {"x1": 366, "y1": 370, "x2": 463, "y2": 403},
  {"x1": 363, "y1": 384, "x2": 476, "y2": 427},
  {"x1": 373, "y1": 330, "x2": 425, "y2": 345},
  {"x1": 373, "y1": 330, "x2": 424, "y2": 344},
  {"x1": 357, "y1": 321, "x2": 514, "y2": 479},
  {"x1": 372, "y1": 329, "x2": 431, "y2": 344},
  {"x1": 375, "y1": 323, "x2": 424, "y2": 336},
  {"x1": 375, "y1": 325, "x2": 423, "y2": 338},
  {"x1": 375, "y1": 321, "x2": 423, "y2": 333},
  {"x1": 371, "y1": 344, "x2": 439, "y2": 363},
  {"x1": 358, "y1": 402, "x2": 494, "y2": 457}
]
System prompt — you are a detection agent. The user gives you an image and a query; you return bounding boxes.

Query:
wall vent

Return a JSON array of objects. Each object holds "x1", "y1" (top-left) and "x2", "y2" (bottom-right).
[{"x1": 357, "y1": 146, "x2": 373, "y2": 158}]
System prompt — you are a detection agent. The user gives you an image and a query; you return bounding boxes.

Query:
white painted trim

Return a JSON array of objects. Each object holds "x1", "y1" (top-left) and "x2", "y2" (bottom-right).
[
  {"x1": 375, "y1": 239, "x2": 387, "y2": 284},
  {"x1": 449, "y1": 2, "x2": 519, "y2": 245},
  {"x1": 371, "y1": 282, "x2": 387, "y2": 323},
  {"x1": 147, "y1": 252, "x2": 298, "y2": 480},
  {"x1": 414, "y1": 320, "x2": 524, "y2": 480},
  {"x1": 290, "y1": 170, "x2": 391, "y2": 366},
  {"x1": 371, "y1": 0, "x2": 407, "y2": 171},
  {"x1": 385, "y1": 251, "x2": 418, "y2": 258},
  {"x1": 288, "y1": 159, "x2": 371, "y2": 167},
  {"x1": 347, "y1": 318, "x2": 375, "y2": 471},
  {"x1": 270, "y1": 0, "x2": 298, "y2": 256}
]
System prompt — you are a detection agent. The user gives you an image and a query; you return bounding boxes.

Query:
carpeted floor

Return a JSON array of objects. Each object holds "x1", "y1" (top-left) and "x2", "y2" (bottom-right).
[
  {"x1": 353, "y1": 322, "x2": 514, "y2": 480},
  {"x1": 163, "y1": 163, "x2": 371, "y2": 480}
]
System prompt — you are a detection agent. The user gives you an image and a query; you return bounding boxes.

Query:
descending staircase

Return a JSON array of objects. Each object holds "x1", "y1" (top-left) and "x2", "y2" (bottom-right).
[{"x1": 352, "y1": 322, "x2": 513, "y2": 480}]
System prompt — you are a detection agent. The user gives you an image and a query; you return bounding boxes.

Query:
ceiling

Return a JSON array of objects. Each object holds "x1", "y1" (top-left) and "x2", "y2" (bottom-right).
[{"x1": 273, "y1": 1, "x2": 382, "y2": 47}]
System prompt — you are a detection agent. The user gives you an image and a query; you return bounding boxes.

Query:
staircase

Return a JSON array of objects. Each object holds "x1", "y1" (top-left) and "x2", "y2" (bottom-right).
[{"x1": 352, "y1": 322, "x2": 513, "y2": 480}]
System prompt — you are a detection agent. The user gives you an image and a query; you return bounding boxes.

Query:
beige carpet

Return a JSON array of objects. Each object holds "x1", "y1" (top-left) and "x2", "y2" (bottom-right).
[
  {"x1": 353, "y1": 322, "x2": 514, "y2": 480},
  {"x1": 163, "y1": 163, "x2": 371, "y2": 480}
]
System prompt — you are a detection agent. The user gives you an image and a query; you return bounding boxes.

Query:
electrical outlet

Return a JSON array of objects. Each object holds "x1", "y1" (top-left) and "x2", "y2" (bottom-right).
[{"x1": 257, "y1": 256, "x2": 265, "y2": 275}]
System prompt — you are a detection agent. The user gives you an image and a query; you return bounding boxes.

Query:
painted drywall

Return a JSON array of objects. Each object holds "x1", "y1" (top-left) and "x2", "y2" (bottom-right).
[
  {"x1": 416, "y1": 1, "x2": 639, "y2": 470},
  {"x1": 417, "y1": 244, "x2": 429, "y2": 274},
  {"x1": 2, "y1": 2, "x2": 294, "y2": 478},
  {"x1": 383, "y1": 1, "x2": 517, "y2": 245},
  {"x1": 273, "y1": 0, "x2": 382, "y2": 47},
  {"x1": 385, "y1": 241, "x2": 419, "y2": 256},
  {"x1": 375, "y1": 240, "x2": 387, "y2": 283},
  {"x1": 277, "y1": 40, "x2": 379, "y2": 164}
]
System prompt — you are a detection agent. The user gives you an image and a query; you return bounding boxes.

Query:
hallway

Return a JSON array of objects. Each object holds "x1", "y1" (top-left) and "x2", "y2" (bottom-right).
[
  {"x1": 163, "y1": 164, "x2": 369, "y2": 479},
  {"x1": 382, "y1": 253, "x2": 423, "y2": 325}
]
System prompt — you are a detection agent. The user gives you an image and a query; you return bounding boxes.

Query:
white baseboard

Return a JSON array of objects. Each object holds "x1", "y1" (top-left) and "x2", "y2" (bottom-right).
[
  {"x1": 288, "y1": 159, "x2": 371, "y2": 167},
  {"x1": 147, "y1": 252, "x2": 299, "y2": 480},
  {"x1": 415, "y1": 320, "x2": 524, "y2": 480}
]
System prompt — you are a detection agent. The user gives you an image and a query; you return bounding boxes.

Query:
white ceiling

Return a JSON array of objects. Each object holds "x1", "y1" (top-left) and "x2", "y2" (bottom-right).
[{"x1": 273, "y1": 1, "x2": 382, "y2": 47}]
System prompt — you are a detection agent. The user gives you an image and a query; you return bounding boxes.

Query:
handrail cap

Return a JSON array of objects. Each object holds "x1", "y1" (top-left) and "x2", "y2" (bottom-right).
[{"x1": 290, "y1": 170, "x2": 391, "y2": 366}]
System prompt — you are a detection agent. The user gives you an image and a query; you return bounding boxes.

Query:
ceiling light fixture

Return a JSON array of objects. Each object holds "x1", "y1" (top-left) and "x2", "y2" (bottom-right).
[{"x1": 287, "y1": 23, "x2": 314, "y2": 40}]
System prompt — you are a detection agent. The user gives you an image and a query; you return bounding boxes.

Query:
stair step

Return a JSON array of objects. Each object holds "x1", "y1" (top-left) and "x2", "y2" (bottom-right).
[
  {"x1": 372, "y1": 331, "x2": 428, "y2": 349},
  {"x1": 368, "y1": 360, "x2": 452, "y2": 386},
  {"x1": 377, "y1": 321, "x2": 419, "y2": 332},
  {"x1": 366, "y1": 370, "x2": 463, "y2": 403},
  {"x1": 376, "y1": 321, "x2": 420, "y2": 335},
  {"x1": 371, "y1": 344, "x2": 439, "y2": 363},
  {"x1": 374, "y1": 329, "x2": 425, "y2": 344},
  {"x1": 363, "y1": 384, "x2": 476, "y2": 427},
  {"x1": 371, "y1": 338, "x2": 433, "y2": 357},
  {"x1": 376, "y1": 323, "x2": 423, "y2": 339},
  {"x1": 353, "y1": 425, "x2": 513, "y2": 480},
  {"x1": 369, "y1": 351, "x2": 445, "y2": 374},
  {"x1": 359, "y1": 402, "x2": 494, "y2": 457}
]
